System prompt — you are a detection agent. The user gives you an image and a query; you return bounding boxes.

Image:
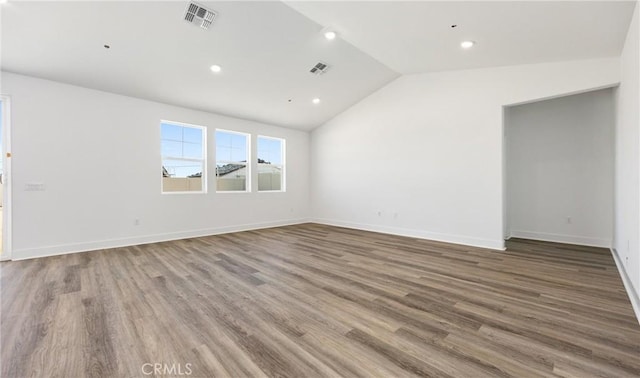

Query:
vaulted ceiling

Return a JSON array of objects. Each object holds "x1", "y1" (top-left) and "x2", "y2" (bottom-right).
[
  {"x1": 286, "y1": 1, "x2": 636, "y2": 74},
  {"x1": 1, "y1": 1, "x2": 636, "y2": 130}
]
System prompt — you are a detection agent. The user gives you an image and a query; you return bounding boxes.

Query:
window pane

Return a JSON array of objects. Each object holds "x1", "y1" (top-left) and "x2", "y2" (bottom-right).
[
  {"x1": 215, "y1": 130, "x2": 232, "y2": 147},
  {"x1": 215, "y1": 147, "x2": 229, "y2": 162},
  {"x1": 231, "y1": 147, "x2": 247, "y2": 162},
  {"x1": 257, "y1": 137, "x2": 269, "y2": 156},
  {"x1": 161, "y1": 140, "x2": 183, "y2": 158},
  {"x1": 183, "y1": 127, "x2": 202, "y2": 144},
  {"x1": 270, "y1": 139, "x2": 283, "y2": 165},
  {"x1": 216, "y1": 130, "x2": 249, "y2": 192},
  {"x1": 161, "y1": 123, "x2": 182, "y2": 141},
  {"x1": 257, "y1": 136, "x2": 284, "y2": 191},
  {"x1": 258, "y1": 164, "x2": 282, "y2": 191},
  {"x1": 231, "y1": 134, "x2": 245, "y2": 149},
  {"x1": 182, "y1": 142, "x2": 202, "y2": 159},
  {"x1": 162, "y1": 159, "x2": 202, "y2": 178},
  {"x1": 216, "y1": 163, "x2": 246, "y2": 191},
  {"x1": 258, "y1": 137, "x2": 282, "y2": 165},
  {"x1": 161, "y1": 122, "x2": 205, "y2": 193},
  {"x1": 162, "y1": 159, "x2": 203, "y2": 192}
]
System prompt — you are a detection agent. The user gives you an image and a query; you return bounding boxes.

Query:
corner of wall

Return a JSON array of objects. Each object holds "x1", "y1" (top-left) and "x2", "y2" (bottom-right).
[{"x1": 611, "y1": 247, "x2": 640, "y2": 324}]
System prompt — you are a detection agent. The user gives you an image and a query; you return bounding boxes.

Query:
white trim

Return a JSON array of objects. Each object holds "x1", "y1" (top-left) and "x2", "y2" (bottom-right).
[
  {"x1": 11, "y1": 218, "x2": 310, "y2": 261},
  {"x1": 162, "y1": 156, "x2": 203, "y2": 162},
  {"x1": 311, "y1": 218, "x2": 506, "y2": 251},
  {"x1": 160, "y1": 119, "x2": 207, "y2": 130},
  {"x1": 610, "y1": 248, "x2": 640, "y2": 325},
  {"x1": 509, "y1": 230, "x2": 611, "y2": 248},
  {"x1": 161, "y1": 191, "x2": 206, "y2": 195},
  {"x1": 501, "y1": 105, "x2": 510, "y2": 240},
  {"x1": 0, "y1": 95, "x2": 12, "y2": 261},
  {"x1": 504, "y1": 83, "x2": 620, "y2": 107},
  {"x1": 216, "y1": 160, "x2": 247, "y2": 165}
]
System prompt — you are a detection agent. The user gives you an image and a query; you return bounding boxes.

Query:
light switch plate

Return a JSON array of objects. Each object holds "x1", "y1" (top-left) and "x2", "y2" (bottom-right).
[{"x1": 24, "y1": 182, "x2": 46, "y2": 191}]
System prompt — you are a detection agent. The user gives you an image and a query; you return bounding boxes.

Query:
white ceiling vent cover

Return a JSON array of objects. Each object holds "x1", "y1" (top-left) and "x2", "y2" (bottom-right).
[
  {"x1": 184, "y1": 2, "x2": 217, "y2": 30},
  {"x1": 310, "y1": 62, "x2": 330, "y2": 75}
]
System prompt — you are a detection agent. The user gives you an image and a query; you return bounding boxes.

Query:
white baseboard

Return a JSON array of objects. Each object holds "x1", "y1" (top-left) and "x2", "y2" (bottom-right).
[
  {"x1": 311, "y1": 218, "x2": 506, "y2": 251},
  {"x1": 11, "y1": 218, "x2": 310, "y2": 261},
  {"x1": 610, "y1": 248, "x2": 640, "y2": 325},
  {"x1": 509, "y1": 230, "x2": 611, "y2": 248}
]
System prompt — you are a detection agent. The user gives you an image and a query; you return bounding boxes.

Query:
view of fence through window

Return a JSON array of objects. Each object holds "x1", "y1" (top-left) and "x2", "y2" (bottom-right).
[
  {"x1": 160, "y1": 123, "x2": 285, "y2": 194},
  {"x1": 161, "y1": 121, "x2": 205, "y2": 192},
  {"x1": 257, "y1": 136, "x2": 285, "y2": 191},
  {"x1": 216, "y1": 130, "x2": 249, "y2": 192}
]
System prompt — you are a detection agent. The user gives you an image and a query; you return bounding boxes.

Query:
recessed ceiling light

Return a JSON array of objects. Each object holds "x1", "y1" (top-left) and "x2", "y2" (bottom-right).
[
  {"x1": 324, "y1": 31, "x2": 337, "y2": 40},
  {"x1": 461, "y1": 40, "x2": 475, "y2": 49},
  {"x1": 0, "y1": 0, "x2": 8, "y2": 4},
  {"x1": 210, "y1": 64, "x2": 221, "y2": 73},
  {"x1": 312, "y1": 98, "x2": 321, "y2": 105}
]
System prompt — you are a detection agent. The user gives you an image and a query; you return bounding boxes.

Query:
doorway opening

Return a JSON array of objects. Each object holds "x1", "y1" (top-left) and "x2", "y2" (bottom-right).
[{"x1": 503, "y1": 88, "x2": 615, "y2": 248}]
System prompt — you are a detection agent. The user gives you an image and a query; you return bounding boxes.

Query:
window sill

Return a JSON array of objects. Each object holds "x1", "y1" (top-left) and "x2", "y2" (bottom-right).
[{"x1": 161, "y1": 191, "x2": 207, "y2": 195}]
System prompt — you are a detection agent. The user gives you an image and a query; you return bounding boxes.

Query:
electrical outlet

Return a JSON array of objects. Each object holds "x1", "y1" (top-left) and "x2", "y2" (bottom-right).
[
  {"x1": 566, "y1": 216, "x2": 572, "y2": 224},
  {"x1": 134, "y1": 219, "x2": 140, "y2": 226},
  {"x1": 377, "y1": 211, "x2": 382, "y2": 217}
]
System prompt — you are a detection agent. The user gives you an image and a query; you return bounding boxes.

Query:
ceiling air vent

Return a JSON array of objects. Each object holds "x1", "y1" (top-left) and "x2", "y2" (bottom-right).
[
  {"x1": 309, "y1": 61, "x2": 330, "y2": 75},
  {"x1": 184, "y1": 2, "x2": 217, "y2": 30}
]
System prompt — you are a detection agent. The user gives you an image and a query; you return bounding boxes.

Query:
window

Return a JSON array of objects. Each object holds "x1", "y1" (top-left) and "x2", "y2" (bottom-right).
[
  {"x1": 257, "y1": 136, "x2": 285, "y2": 192},
  {"x1": 161, "y1": 121, "x2": 206, "y2": 193},
  {"x1": 216, "y1": 130, "x2": 250, "y2": 192}
]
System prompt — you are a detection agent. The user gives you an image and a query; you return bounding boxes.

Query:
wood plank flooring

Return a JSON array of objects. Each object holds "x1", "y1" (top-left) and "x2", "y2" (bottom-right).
[{"x1": 1, "y1": 223, "x2": 639, "y2": 377}]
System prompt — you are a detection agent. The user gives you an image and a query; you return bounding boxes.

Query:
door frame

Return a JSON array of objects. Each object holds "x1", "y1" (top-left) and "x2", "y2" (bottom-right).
[{"x1": 1, "y1": 95, "x2": 12, "y2": 261}]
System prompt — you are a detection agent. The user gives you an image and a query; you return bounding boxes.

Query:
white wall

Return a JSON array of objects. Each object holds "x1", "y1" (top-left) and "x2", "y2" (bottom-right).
[
  {"x1": 506, "y1": 89, "x2": 614, "y2": 247},
  {"x1": 310, "y1": 58, "x2": 620, "y2": 250},
  {"x1": 1, "y1": 72, "x2": 310, "y2": 260},
  {"x1": 614, "y1": 1, "x2": 640, "y2": 312}
]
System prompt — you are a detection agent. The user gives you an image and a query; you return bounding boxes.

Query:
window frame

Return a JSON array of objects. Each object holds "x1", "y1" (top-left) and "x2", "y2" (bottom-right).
[
  {"x1": 160, "y1": 120, "x2": 207, "y2": 195},
  {"x1": 257, "y1": 135, "x2": 286, "y2": 193},
  {"x1": 215, "y1": 128, "x2": 251, "y2": 193}
]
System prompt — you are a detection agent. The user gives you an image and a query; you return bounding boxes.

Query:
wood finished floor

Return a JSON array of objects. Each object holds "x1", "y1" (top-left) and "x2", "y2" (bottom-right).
[{"x1": 1, "y1": 224, "x2": 639, "y2": 378}]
